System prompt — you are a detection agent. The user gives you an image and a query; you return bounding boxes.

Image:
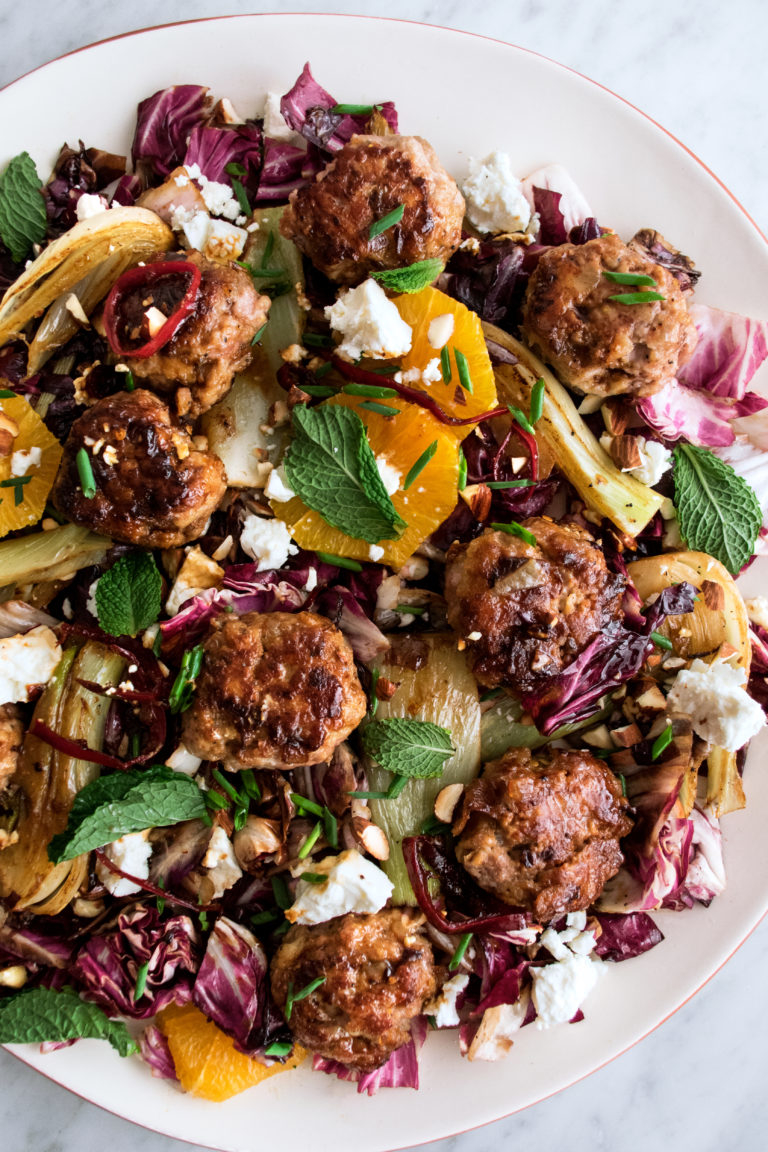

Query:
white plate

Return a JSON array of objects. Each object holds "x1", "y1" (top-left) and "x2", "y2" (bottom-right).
[{"x1": 2, "y1": 14, "x2": 767, "y2": 1152}]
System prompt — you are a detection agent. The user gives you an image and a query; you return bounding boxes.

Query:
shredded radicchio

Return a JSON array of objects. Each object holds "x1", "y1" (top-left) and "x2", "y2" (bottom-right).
[
  {"x1": 592, "y1": 912, "x2": 664, "y2": 961},
  {"x1": 192, "y1": 917, "x2": 274, "y2": 1057}
]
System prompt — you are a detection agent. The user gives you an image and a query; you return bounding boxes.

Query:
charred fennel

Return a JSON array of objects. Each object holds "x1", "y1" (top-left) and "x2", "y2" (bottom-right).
[{"x1": 0, "y1": 523, "x2": 111, "y2": 588}]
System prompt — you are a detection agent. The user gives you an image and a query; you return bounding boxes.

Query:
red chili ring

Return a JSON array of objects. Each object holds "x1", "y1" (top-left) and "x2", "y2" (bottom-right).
[{"x1": 103, "y1": 259, "x2": 202, "y2": 359}]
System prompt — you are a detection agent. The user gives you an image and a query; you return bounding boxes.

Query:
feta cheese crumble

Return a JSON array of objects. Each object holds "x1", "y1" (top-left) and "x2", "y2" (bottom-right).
[
  {"x1": 183, "y1": 163, "x2": 241, "y2": 222},
  {"x1": 462, "y1": 152, "x2": 532, "y2": 236},
  {"x1": 424, "y1": 972, "x2": 469, "y2": 1028},
  {"x1": 286, "y1": 848, "x2": 394, "y2": 925},
  {"x1": 600, "y1": 433, "x2": 672, "y2": 488},
  {"x1": 203, "y1": 827, "x2": 243, "y2": 899},
  {"x1": 75, "y1": 193, "x2": 109, "y2": 221},
  {"x1": 264, "y1": 464, "x2": 296, "y2": 503},
  {"x1": 375, "y1": 454, "x2": 401, "y2": 496},
  {"x1": 667, "y1": 658, "x2": 765, "y2": 751},
  {"x1": 165, "y1": 742, "x2": 203, "y2": 776},
  {"x1": 368, "y1": 544, "x2": 385, "y2": 562},
  {"x1": 530, "y1": 912, "x2": 602, "y2": 1029},
  {"x1": 10, "y1": 447, "x2": 41, "y2": 477},
  {"x1": 427, "y1": 312, "x2": 455, "y2": 350},
  {"x1": 325, "y1": 279, "x2": 413, "y2": 361},
  {"x1": 240, "y1": 514, "x2": 298, "y2": 571},
  {"x1": 96, "y1": 830, "x2": 152, "y2": 897},
  {"x1": 0, "y1": 626, "x2": 63, "y2": 705},
  {"x1": 263, "y1": 90, "x2": 302, "y2": 144}
]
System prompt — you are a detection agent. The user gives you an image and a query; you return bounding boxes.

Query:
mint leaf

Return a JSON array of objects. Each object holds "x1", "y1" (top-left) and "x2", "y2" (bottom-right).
[
  {"x1": 48, "y1": 764, "x2": 207, "y2": 863},
  {"x1": 95, "y1": 551, "x2": 162, "y2": 637},
  {"x1": 371, "y1": 259, "x2": 444, "y2": 294},
  {"x1": 284, "y1": 404, "x2": 407, "y2": 544},
  {"x1": 0, "y1": 987, "x2": 137, "y2": 1056},
  {"x1": 362, "y1": 718, "x2": 454, "y2": 778},
  {"x1": 0, "y1": 152, "x2": 47, "y2": 263},
  {"x1": 673, "y1": 443, "x2": 762, "y2": 575}
]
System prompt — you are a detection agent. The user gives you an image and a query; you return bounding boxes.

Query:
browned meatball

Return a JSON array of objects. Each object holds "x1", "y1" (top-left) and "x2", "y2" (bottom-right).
[
  {"x1": 444, "y1": 520, "x2": 624, "y2": 692},
  {"x1": 270, "y1": 909, "x2": 436, "y2": 1071},
  {"x1": 52, "y1": 389, "x2": 226, "y2": 549},
  {"x1": 127, "y1": 252, "x2": 270, "y2": 416},
  {"x1": 182, "y1": 611, "x2": 367, "y2": 770},
  {"x1": 454, "y1": 747, "x2": 632, "y2": 922},
  {"x1": 522, "y1": 232, "x2": 698, "y2": 397},
  {"x1": 280, "y1": 135, "x2": 465, "y2": 285}
]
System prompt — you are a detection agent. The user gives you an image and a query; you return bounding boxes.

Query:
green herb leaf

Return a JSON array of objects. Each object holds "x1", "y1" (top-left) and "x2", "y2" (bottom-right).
[
  {"x1": 297, "y1": 822, "x2": 322, "y2": 859},
  {"x1": 454, "y1": 348, "x2": 473, "y2": 394},
  {"x1": 284, "y1": 404, "x2": 406, "y2": 544},
  {"x1": 0, "y1": 152, "x2": 47, "y2": 263},
  {"x1": 48, "y1": 765, "x2": 207, "y2": 863},
  {"x1": 602, "y1": 270, "x2": 657, "y2": 287},
  {"x1": 285, "y1": 975, "x2": 326, "y2": 1020},
  {"x1": 608, "y1": 291, "x2": 665, "y2": 304},
  {"x1": 371, "y1": 259, "x2": 444, "y2": 294},
  {"x1": 133, "y1": 960, "x2": 150, "y2": 1002},
  {"x1": 507, "y1": 404, "x2": 535, "y2": 435},
  {"x1": 529, "y1": 378, "x2": 545, "y2": 424},
  {"x1": 489, "y1": 521, "x2": 538, "y2": 547},
  {"x1": 0, "y1": 987, "x2": 138, "y2": 1056},
  {"x1": 361, "y1": 717, "x2": 454, "y2": 779},
  {"x1": 673, "y1": 443, "x2": 762, "y2": 575},
  {"x1": 369, "y1": 204, "x2": 405, "y2": 240},
  {"x1": 264, "y1": 1040, "x2": 293, "y2": 1057},
  {"x1": 486, "y1": 479, "x2": 534, "y2": 489},
  {"x1": 76, "y1": 447, "x2": 97, "y2": 499},
  {"x1": 342, "y1": 383, "x2": 399, "y2": 399},
  {"x1": 94, "y1": 551, "x2": 162, "y2": 638},
  {"x1": 440, "y1": 345, "x2": 452, "y2": 384}
]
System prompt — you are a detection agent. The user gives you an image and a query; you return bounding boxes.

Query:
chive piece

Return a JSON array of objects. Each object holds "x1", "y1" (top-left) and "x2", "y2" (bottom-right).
[
  {"x1": 396, "y1": 603, "x2": 427, "y2": 616},
  {"x1": 440, "y1": 345, "x2": 452, "y2": 384},
  {"x1": 229, "y1": 177, "x2": 251, "y2": 216},
  {"x1": 486, "y1": 479, "x2": 535, "y2": 489},
  {"x1": 156, "y1": 878, "x2": 166, "y2": 916},
  {"x1": 369, "y1": 203, "x2": 404, "y2": 240},
  {"x1": 420, "y1": 814, "x2": 448, "y2": 835},
  {"x1": 602, "y1": 270, "x2": 657, "y2": 287},
  {"x1": 0, "y1": 476, "x2": 31, "y2": 506},
  {"x1": 250, "y1": 908, "x2": 281, "y2": 927},
  {"x1": 449, "y1": 932, "x2": 473, "y2": 971},
  {"x1": 168, "y1": 643, "x2": 205, "y2": 714},
  {"x1": 348, "y1": 789, "x2": 390, "y2": 800},
  {"x1": 290, "y1": 793, "x2": 325, "y2": 819},
  {"x1": 129, "y1": 731, "x2": 141, "y2": 759},
  {"x1": 489, "y1": 521, "x2": 538, "y2": 546},
  {"x1": 240, "y1": 770, "x2": 261, "y2": 802},
  {"x1": 529, "y1": 377, "x2": 545, "y2": 424},
  {"x1": 233, "y1": 805, "x2": 248, "y2": 832},
  {"x1": 0, "y1": 389, "x2": 16, "y2": 398},
  {"x1": 203, "y1": 789, "x2": 229, "y2": 812},
  {"x1": 358, "y1": 400, "x2": 401, "y2": 417},
  {"x1": 124, "y1": 369, "x2": 135, "y2": 392},
  {"x1": 403, "y1": 440, "x2": 438, "y2": 491},
  {"x1": 264, "y1": 1041, "x2": 293, "y2": 1057},
  {"x1": 242, "y1": 266, "x2": 286, "y2": 279},
  {"x1": 386, "y1": 775, "x2": 408, "y2": 799},
  {"x1": 152, "y1": 628, "x2": 163, "y2": 658},
  {"x1": 313, "y1": 362, "x2": 334, "y2": 380},
  {"x1": 199, "y1": 910, "x2": 210, "y2": 932},
  {"x1": 457, "y1": 448, "x2": 467, "y2": 492},
  {"x1": 297, "y1": 822, "x2": 322, "y2": 859},
  {"x1": 651, "y1": 723, "x2": 674, "y2": 761},
  {"x1": 618, "y1": 773, "x2": 627, "y2": 798},
  {"x1": 608, "y1": 291, "x2": 665, "y2": 304},
  {"x1": 133, "y1": 960, "x2": 150, "y2": 1002},
  {"x1": 225, "y1": 161, "x2": 248, "y2": 179},
  {"x1": 369, "y1": 665, "x2": 380, "y2": 717},
  {"x1": 651, "y1": 631, "x2": 674, "y2": 651},
  {"x1": 454, "y1": 348, "x2": 473, "y2": 394},
  {"x1": 342, "y1": 383, "x2": 399, "y2": 399},
  {"x1": 364, "y1": 363, "x2": 401, "y2": 376},
  {"x1": 200, "y1": 810, "x2": 213, "y2": 827},
  {"x1": 316, "y1": 551, "x2": 363, "y2": 571},
  {"x1": 323, "y1": 807, "x2": 339, "y2": 849},
  {"x1": 261, "y1": 230, "x2": 275, "y2": 269},
  {"x1": 271, "y1": 873, "x2": 291, "y2": 910},
  {"x1": 331, "y1": 103, "x2": 375, "y2": 115},
  {"x1": 303, "y1": 332, "x2": 333, "y2": 348},
  {"x1": 298, "y1": 872, "x2": 327, "y2": 885},
  {"x1": 251, "y1": 323, "x2": 267, "y2": 346},
  {"x1": 301, "y1": 384, "x2": 335, "y2": 398},
  {"x1": 211, "y1": 768, "x2": 241, "y2": 804},
  {"x1": 285, "y1": 975, "x2": 326, "y2": 1020},
  {"x1": 76, "y1": 447, "x2": 97, "y2": 499},
  {"x1": 507, "y1": 404, "x2": 535, "y2": 436}
]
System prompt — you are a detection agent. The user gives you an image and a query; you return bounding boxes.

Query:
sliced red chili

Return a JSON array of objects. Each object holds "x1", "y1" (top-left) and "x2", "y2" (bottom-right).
[{"x1": 104, "y1": 259, "x2": 202, "y2": 359}]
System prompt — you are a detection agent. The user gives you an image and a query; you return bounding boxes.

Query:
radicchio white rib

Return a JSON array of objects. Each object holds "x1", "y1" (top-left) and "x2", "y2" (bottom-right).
[
  {"x1": 192, "y1": 917, "x2": 270, "y2": 1056},
  {"x1": 139, "y1": 1024, "x2": 178, "y2": 1081}
]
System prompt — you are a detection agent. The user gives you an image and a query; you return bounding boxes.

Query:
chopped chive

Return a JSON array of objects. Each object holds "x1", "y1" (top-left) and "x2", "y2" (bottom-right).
[
  {"x1": 449, "y1": 932, "x2": 473, "y2": 971},
  {"x1": 156, "y1": 878, "x2": 166, "y2": 916},
  {"x1": 76, "y1": 447, "x2": 97, "y2": 499},
  {"x1": 608, "y1": 291, "x2": 665, "y2": 304},
  {"x1": 490, "y1": 521, "x2": 538, "y2": 546},
  {"x1": 323, "y1": 807, "x2": 339, "y2": 849},
  {"x1": 358, "y1": 400, "x2": 401, "y2": 417},
  {"x1": 240, "y1": 770, "x2": 261, "y2": 802},
  {"x1": 364, "y1": 363, "x2": 401, "y2": 376},
  {"x1": 457, "y1": 448, "x2": 467, "y2": 491},
  {"x1": 316, "y1": 551, "x2": 363, "y2": 571},
  {"x1": 266, "y1": 280, "x2": 292, "y2": 301},
  {"x1": 0, "y1": 476, "x2": 31, "y2": 506},
  {"x1": 203, "y1": 789, "x2": 229, "y2": 812},
  {"x1": 369, "y1": 666, "x2": 380, "y2": 717},
  {"x1": 342, "y1": 383, "x2": 399, "y2": 399},
  {"x1": 264, "y1": 1041, "x2": 293, "y2": 1057},
  {"x1": 129, "y1": 731, "x2": 141, "y2": 759},
  {"x1": 602, "y1": 270, "x2": 657, "y2": 287},
  {"x1": 233, "y1": 805, "x2": 248, "y2": 831},
  {"x1": 297, "y1": 822, "x2": 322, "y2": 859},
  {"x1": 369, "y1": 203, "x2": 404, "y2": 240},
  {"x1": 386, "y1": 775, "x2": 408, "y2": 799},
  {"x1": 290, "y1": 793, "x2": 325, "y2": 819},
  {"x1": 243, "y1": 265, "x2": 286, "y2": 279},
  {"x1": 152, "y1": 628, "x2": 163, "y2": 658},
  {"x1": 250, "y1": 908, "x2": 281, "y2": 927},
  {"x1": 486, "y1": 479, "x2": 535, "y2": 489},
  {"x1": 403, "y1": 440, "x2": 438, "y2": 491},
  {"x1": 303, "y1": 331, "x2": 333, "y2": 347},
  {"x1": 651, "y1": 723, "x2": 674, "y2": 761},
  {"x1": 199, "y1": 910, "x2": 210, "y2": 932},
  {"x1": 230, "y1": 177, "x2": 251, "y2": 217},
  {"x1": 271, "y1": 873, "x2": 292, "y2": 910},
  {"x1": 313, "y1": 362, "x2": 334, "y2": 379},
  {"x1": 168, "y1": 643, "x2": 205, "y2": 714},
  {"x1": 301, "y1": 384, "x2": 335, "y2": 398},
  {"x1": 124, "y1": 369, "x2": 135, "y2": 392},
  {"x1": 440, "y1": 346, "x2": 452, "y2": 384},
  {"x1": 618, "y1": 773, "x2": 627, "y2": 798},
  {"x1": 261, "y1": 230, "x2": 275, "y2": 269},
  {"x1": 454, "y1": 348, "x2": 473, "y2": 394},
  {"x1": 298, "y1": 872, "x2": 328, "y2": 885},
  {"x1": 651, "y1": 631, "x2": 674, "y2": 651},
  {"x1": 285, "y1": 975, "x2": 326, "y2": 1020},
  {"x1": 348, "y1": 789, "x2": 390, "y2": 800},
  {"x1": 396, "y1": 603, "x2": 427, "y2": 616},
  {"x1": 0, "y1": 389, "x2": 16, "y2": 398},
  {"x1": 529, "y1": 377, "x2": 545, "y2": 424},
  {"x1": 507, "y1": 404, "x2": 535, "y2": 436},
  {"x1": 251, "y1": 323, "x2": 267, "y2": 346},
  {"x1": 420, "y1": 814, "x2": 448, "y2": 835},
  {"x1": 225, "y1": 161, "x2": 248, "y2": 179},
  {"x1": 331, "y1": 103, "x2": 375, "y2": 115},
  {"x1": 212, "y1": 768, "x2": 241, "y2": 804},
  {"x1": 133, "y1": 960, "x2": 150, "y2": 1002}
]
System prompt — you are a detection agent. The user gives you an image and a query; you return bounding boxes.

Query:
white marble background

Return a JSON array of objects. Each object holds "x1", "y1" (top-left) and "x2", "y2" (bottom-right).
[{"x1": 1, "y1": 2, "x2": 767, "y2": 1150}]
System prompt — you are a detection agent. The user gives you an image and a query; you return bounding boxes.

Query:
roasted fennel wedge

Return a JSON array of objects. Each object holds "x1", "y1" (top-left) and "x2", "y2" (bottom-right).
[
  {"x1": 365, "y1": 634, "x2": 481, "y2": 904},
  {"x1": 0, "y1": 522, "x2": 111, "y2": 589}
]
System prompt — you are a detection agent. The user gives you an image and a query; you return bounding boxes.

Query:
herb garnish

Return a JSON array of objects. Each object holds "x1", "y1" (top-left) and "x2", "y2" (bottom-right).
[
  {"x1": 315, "y1": 551, "x2": 363, "y2": 571},
  {"x1": 673, "y1": 443, "x2": 762, "y2": 575},
  {"x1": 602, "y1": 270, "x2": 657, "y2": 287},
  {"x1": 371, "y1": 258, "x2": 444, "y2": 294},
  {"x1": 651, "y1": 723, "x2": 673, "y2": 761},
  {"x1": 440, "y1": 346, "x2": 452, "y2": 384},
  {"x1": 297, "y1": 823, "x2": 322, "y2": 859},
  {"x1": 331, "y1": 103, "x2": 377, "y2": 115},
  {"x1": 361, "y1": 718, "x2": 454, "y2": 779},
  {"x1": 94, "y1": 551, "x2": 162, "y2": 638},
  {"x1": 486, "y1": 479, "x2": 534, "y2": 489},
  {"x1": 0, "y1": 152, "x2": 47, "y2": 262},
  {"x1": 264, "y1": 1041, "x2": 293, "y2": 1057},
  {"x1": 168, "y1": 643, "x2": 205, "y2": 714},
  {"x1": 369, "y1": 204, "x2": 405, "y2": 240},
  {"x1": 457, "y1": 448, "x2": 467, "y2": 491},
  {"x1": 76, "y1": 447, "x2": 97, "y2": 499},
  {"x1": 449, "y1": 932, "x2": 473, "y2": 971},
  {"x1": 454, "y1": 348, "x2": 473, "y2": 394},
  {"x1": 133, "y1": 960, "x2": 150, "y2": 1002},
  {"x1": 342, "y1": 383, "x2": 399, "y2": 399},
  {"x1": 0, "y1": 987, "x2": 137, "y2": 1056},
  {"x1": 0, "y1": 475, "x2": 31, "y2": 506},
  {"x1": 358, "y1": 400, "x2": 401, "y2": 417},
  {"x1": 608, "y1": 291, "x2": 665, "y2": 304},
  {"x1": 507, "y1": 404, "x2": 535, "y2": 436},
  {"x1": 650, "y1": 631, "x2": 673, "y2": 651},
  {"x1": 529, "y1": 377, "x2": 545, "y2": 424},
  {"x1": 285, "y1": 976, "x2": 326, "y2": 1020},
  {"x1": 225, "y1": 161, "x2": 251, "y2": 215},
  {"x1": 490, "y1": 521, "x2": 538, "y2": 547}
]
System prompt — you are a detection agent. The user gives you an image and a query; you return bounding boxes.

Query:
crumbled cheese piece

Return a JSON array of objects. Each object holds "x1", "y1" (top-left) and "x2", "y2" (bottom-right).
[
  {"x1": 286, "y1": 849, "x2": 394, "y2": 925},
  {"x1": 631, "y1": 438, "x2": 673, "y2": 487},
  {"x1": 75, "y1": 193, "x2": 109, "y2": 221},
  {"x1": 264, "y1": 464, "x2": 296, "y2": 503},
  {"x1": 165, "y1": 546, "x2": 224, "y2": 616},
  {"x1": 182, "y1": 164, "x2": 241, "y2": 221},
  {"x1": 667, "y1": 658, "x2": 765, "y2": 751},
  {"x1": 202, "y1": 827, "x2": 243, "y2": 899},
  {"x1": 466, "y1": 630, "x2": 482, "y2": 641},
  {"x1": 375, "y1": 455, "x2": 401, "y2": 495},
  {"x1": 462, "y1": 152, "x2": 531, "y2": 235},
  {"x1": 96, "y1": 830, "x2": 152, "y2": 897},
  {"x1": 368, "y1": 544, "x2": 385, "y2": 562},
  {"x1": 86, "y1": 579, "x2": 99, "y2": 618},
  {"x1": 10, "y1": 447, "x2": 41, "y2": 477},
  {"x1": 263, "y1": 90, "x2": 302, "y2": 143},
  {"x1": 204, "y1": 218, "x2": 248, "y2": 262},
  {"x1": 240, "y1": 514, "x2": 298, "y2": 571},
  {"x1": 325, "y1": 279, "x2": 413, "y2": 361},
  {"x1": 428, "y1": 313, "x2": 455, "y2": 350},
  {"x1": 422, "y1": 357, "x2": 442, "y2": 383},
  {"x1": 424, "y1": 972, "x2": 469, "y2": 1028},
  {"x1": 0, "y1": 627, "x2": 62, "y2": 705},
  {"x1": 165, "y1": 742, "x2": 203, "y2": 776},
  {"x1": 532, "y1": 952, "x2": 602, "y2": 1028},
  {"x1": 468, "y1": 998, "x2": 529, "y2": 1061},
  {"x1": 746, "y1": 597, "x2": 768, "y2": 632},
  {"x1": 304, "y1": 567, "x2": 318, "y2": 592}
]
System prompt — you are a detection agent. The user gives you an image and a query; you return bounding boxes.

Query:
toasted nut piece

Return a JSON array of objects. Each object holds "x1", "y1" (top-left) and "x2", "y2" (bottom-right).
[
  {"x1": 582, "y1": 724, "x2": 615, "y2": 750},
  {"x1": 702, "y1": 579, "x2": 726, "y2": 612},
  {"x1": 460, "y1": 483, "x2": 492, "y2": 521},
  {"x1": 375, "y1": 676, "x2": 398, "y2": 702},
  {"x1": 609, "y1": 434, "x2": 644, "y2": 471},
  {"x1": 0, "y1": 965, "x2": 27, "y2": 989},
  {"x1": 354, "y1": 820, "x2": 390, "y2": 861},
  {"x1": 602, "y1": 398, "x2": 631, "y2": 436},
  {"x1": 0, "y1": 412, "x2": 20, "y2": 438},
  {"x1": 0, "y1": 429, "x2": 13, "y2": 457},
  {"x1": 435, "y1": 782, "x2": 464, "y2": 824},
  {"x1": 233, "y1": 815, "x2": 283, "y2": 871},
  {"x1": 611, "y1": 722, "x2": 642, "y2": 748},
  {"x1": 636, "y1": 684, "x2": 667, "y2": 710}
]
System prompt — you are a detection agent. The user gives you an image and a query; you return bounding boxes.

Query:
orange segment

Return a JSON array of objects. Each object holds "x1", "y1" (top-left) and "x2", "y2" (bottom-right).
[
  {"x1": 274, "y1": 394, "x2": 460, "y2": 569},
  {"x1": 0, "y1": 395, "x2": 62, "y2": 538},
  {"x1": 158, "y1": 1003, "x2": 306, "y2": 1102},
  {"x1": 392, "y1": 286, "x2": 497, "y2": 436}
]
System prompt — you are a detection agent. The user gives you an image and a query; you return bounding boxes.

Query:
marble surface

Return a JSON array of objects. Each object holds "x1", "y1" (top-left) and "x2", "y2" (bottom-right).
[{"x1": 1, "y1": 2, "x2": 767, "y2": 1150}]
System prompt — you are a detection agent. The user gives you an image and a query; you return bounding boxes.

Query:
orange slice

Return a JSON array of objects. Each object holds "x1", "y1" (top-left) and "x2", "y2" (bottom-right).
[
  {"x1": 158, "y1": 1003, "x2": 306, "y2": 1102},
  {"x1": 273, "y1": 394, "x2": 460, "y2": 569},
  {"x1": 392, "y1": 286, "x2": 497, "y2": 436},
  {"x1": 0, "y1": 394, "x2": 62, "y2": 538}
]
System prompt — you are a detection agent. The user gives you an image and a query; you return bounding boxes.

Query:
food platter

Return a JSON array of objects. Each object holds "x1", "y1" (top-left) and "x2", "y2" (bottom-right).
[{"x1": 1, "y1": 13, "x2": 767, "y2": 1152}]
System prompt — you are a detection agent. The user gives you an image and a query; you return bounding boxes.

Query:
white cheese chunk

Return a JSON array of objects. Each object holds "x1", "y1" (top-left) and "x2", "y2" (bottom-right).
[
  {"x1": 96, "y1": 830, "x2": 152, "y2": 897},
  {"x1": 325, "y1": 279, "x2": 413, "y2": 361},
  {"x1": 165, "y1": 742, "x2": 204, "y2": 776},
  {"x1": 424, "y1": 972, "x2": 469, "y2": 1028},
  {"x1": 264, "y1": 464, "x2": 296, "y2": 503},
  {"x1": 667, "y1": 658, "x2": 765, "y2": 751},
  {"x1": 0, "y1": 626, "x2": 63, "y2": 705},
  {"x1": 746, "y1": 596, "x2": 768, "y2": 631},
  {"x1": 286, "y1": 848, "x2": 394, "y2": 925},
  {"x1": 203, "y1": 218, "x2": 248, "y2": 262},
  {"x1": 375, "y1": 454, "x2": 401, "y2": 495},
  {"x1": 182, "y1": 163, "x2": 241, "y2": 222},
  {"x1": 532, "y1": 952, "x2": 602, "y2": 1028},
  {"x1": 427, "y1": 312, "x2": 455, "y2": 350},
  {"x1": 10, "y1": 447, "x2": 41, "y2": 477},
  {"x1": 165, "y1": 546, "x2": 224, "y2": 616},
  {"x1": 599, "y1": 433, "x2": 672, "y2": 488},
  {"x1": 75, "y1": 193, "x2": 109, "y2": 221},
  {"x1": 203, "y1": 827, "x2": 243, "y2": 899},
  {"x1": 368, "y1": 544, "x2": 385, "y2": 562},
  {"x1": 263, "y1": 91, "x2": 302, "y2": 143},
  {"x1": 462, "y1": 152, "x2": 531, "y2": 235},
  {"x1": 240, "y1": 514, "x2": 298, "y2": 572}
]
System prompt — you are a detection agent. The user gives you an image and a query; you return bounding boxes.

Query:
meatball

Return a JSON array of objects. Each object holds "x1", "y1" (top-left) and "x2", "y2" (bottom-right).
[
  {"x1": 182, "y1": 611, "x2": 367, "y2": 770},
  {"x1": 444, "y1": 520, "x2": 624, "y2": 692},
  {"x1": 454, "y1": 747, "x2": 632, "y2": 921},
  {"x1": 127, "y1": 252, "x2": 270, "y2": 416},
  {"x1": 270, "y1": 909, "x2": 437, "y2": 1071},
  {"x1": 521, "y1": 232, "x2": 698, "y2": 397},
  {"x1": 51, "y1": 389, "x2": 226, "y2": 549},
  {"x1": 280, "y1": 134, "x2": 465, "y2": 285}
]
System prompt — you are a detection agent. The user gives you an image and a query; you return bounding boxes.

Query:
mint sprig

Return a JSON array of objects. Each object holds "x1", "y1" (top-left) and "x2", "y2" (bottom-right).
[
  {"x1": 0, "y1": 987, "x2": 137, "y2": 1056},
  {"x1": 95, "y1": 551, "x2": 162, "y2": 637},
  {"x1": 48, "y1": 764, "x2": 207, "y2": 863},
  {"x1": 284, "y1": 404, "x2": 406, "y2": 544},
  {"x1": 673, "y1": 443, "x2": 762, "y2": 575},
  {"x1": 371, "y1": 259, "x2": 444, "y2": 294},
  {"x1": 361, "y1": 718, "x2": 454, "y2": 778},
  {"x1": 0, "y1": 152, "x2": 47, "y2": 263}
]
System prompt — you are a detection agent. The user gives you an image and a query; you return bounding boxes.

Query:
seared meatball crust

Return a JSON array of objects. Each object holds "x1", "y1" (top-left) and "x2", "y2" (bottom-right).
[
  {"x1": 182, "y1": 611, "x2": 367, "y2": 771},
  {"x1": 455, "y1": 747, "x2": 632, "y2": 922},
  {"x1": 444, "y1": 520, "x2": 624, "y2": 692},
  {"x1": 271, "y1": 909, "x2": 437, "y2": 1072},
  {"x1": 127, "y1": 252, "x2": 271, "y2": 417},
  {"x1": 522, "y1": 232, "x2": 698, "y2": 398},
  {"x1": 280, "y1": 134, "x2": 465, "y2": 285},
  {"x1": 52, "y1": 389, "x2": 226, "y2": 549}
]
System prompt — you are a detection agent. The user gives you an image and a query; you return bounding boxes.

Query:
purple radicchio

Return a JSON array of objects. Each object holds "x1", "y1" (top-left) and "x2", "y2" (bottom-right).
[
  {"x1": 749, "y1": 622, "x2": 768, "y2": 715},
  {"x1": 661, "y1": 806, "x2": 726, "y2": 910},
  {"x1": 131, "y1": 85, "x2": 211, "y2": 182},
  {"x1": 183, "y1": 120, "x2": 263, "y2": 198},
  {"x1": 192, "y1": 916, "x2": 274, "y2": 1057},
  {"x1": 521, "y1": 164, "x2": 594, "y2": 238},
  {"x1": 714, "y1": 410, "x2": 768, "y2": 542},
  {"x1": 280, "y1": 63, "x2": 397, "y2": 155},
  {"x1": 0, "y1": 920, "x2": 73, "y2": 970},
  {"x1": 139, "y1": 1024, "x2": 178, "y2": 1081},
  {"x1": 591, "y1": 912, "x2": 664, "y2": 961},
  {"x1": 312, "y1": 1017, "x2": 427, "y2": 1095}
]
